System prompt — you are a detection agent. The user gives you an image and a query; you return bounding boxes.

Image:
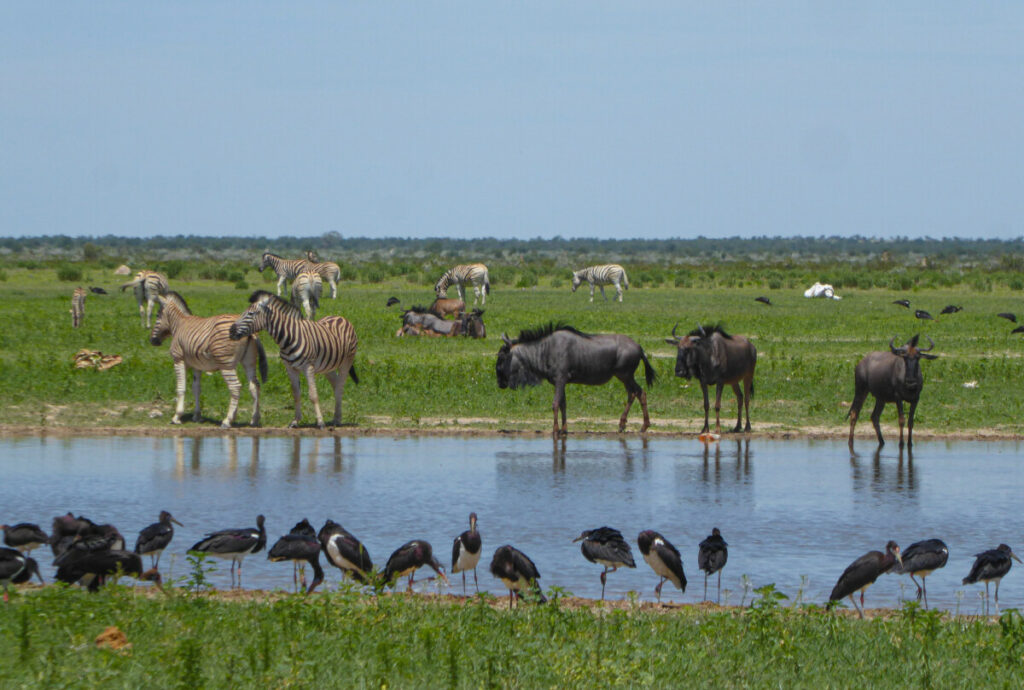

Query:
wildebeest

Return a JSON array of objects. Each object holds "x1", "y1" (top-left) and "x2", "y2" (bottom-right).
[
  {"x1": 398, "y1": 307, "x2": 463, "y2": 337},
  {"x1": 665, "y1": 324, "x2": 757, "y2": 434},
  {"x1": 847, "y1": 334, "x2": 936, "y2": 449},
  {"x1": 496, "y1": 324, "x2": 654, "y2": 435},
  {"x1": 459, "y1": 309, "x2": 486, "y2": 339},
  {"x1": 430, "y1": 297, "x2": 465, "y2": 319}
]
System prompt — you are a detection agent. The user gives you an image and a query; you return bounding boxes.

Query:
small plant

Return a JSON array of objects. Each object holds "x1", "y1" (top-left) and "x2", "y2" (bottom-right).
[
  {"x1": 185, "y1": 551, "x2": 217, "y2": 593},
  {"x1": 234, "y1": 279, "x2": 249, "y2": 290},
  {"x1": 56, "y1": 265, "x2": 82, "y2": 282},
  {"x1": 515, "y1": 270, "x2": 538, "y2": 288}
]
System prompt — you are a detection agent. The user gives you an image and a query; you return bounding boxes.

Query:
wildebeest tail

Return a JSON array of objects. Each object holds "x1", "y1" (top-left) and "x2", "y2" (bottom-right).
[
  {"x1": 640, "y1": 348, "x2": 656, "y2": 388},
  {"x1": 349, "y1": 365, "x2": 359, "y2": 384},
  {"x1": 256, "y1": 339, "x2": 268, "y2": 383}
]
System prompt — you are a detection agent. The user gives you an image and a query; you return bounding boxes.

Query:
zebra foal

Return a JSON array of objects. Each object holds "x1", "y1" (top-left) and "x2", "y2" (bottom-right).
[
  {"x1": 70, "y1": 287, "x2": 87, "y2": 328},
  {"x1": 305, "y1": 251, "x2": 342, "y2": 299},
  {"x1": 435, "y1": 263, "x2": 490, "y2": 305},
  {"x1": 258, "y1": 252, "x2": 312, "y2": 297},
  {"x1": 230, "y1": 291, "x2": 359, "y2": 429},
  {"x1": 571, "y1": 264, "x2": 629, "y2": 303},
  {"x1": 150, "y1": 292, "x2": 268, "y2": 428},
  {"x1": 121, "y1": 270, "x2": 169, "y2": 327},
  {"x1": 291, "y1": 271, "x2": 323, "y2": 320}
]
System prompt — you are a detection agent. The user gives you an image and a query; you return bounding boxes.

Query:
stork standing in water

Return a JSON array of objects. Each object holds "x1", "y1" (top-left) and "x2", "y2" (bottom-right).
[
  {"x1": 698, "y1": 528, "x2": 728, "y2": 603},
  {"x1": 895, "y1": 538, "x2": 948, "y2": 609},
  {"x1": 637, "y1": 530, "x2": 686, "y2": 603},
  {"x1": 383, "y1": 540, "x2": 449, "y2": 592},
  {"x1": 55, "y1": 549, "x2": 161, "y2": 592},
  {"x1": 134, "y1": 511, "x2": 183, "y2": 569},
  {"x1": 189, "y1": 515, "x2": 266, "y2": 589},
  {"x1": 574, "y1": 527, "x2": 635, "y2": 600},
  {"x1": 490, "y1": 545, "x2": 545, "y2": 608},
  {"x1": 963, "y1": 543, "x2": 1022, "y2": 615},
  {"x1": 829, "y1": 540, "x2": 902, "y2": 618},
  {"x1": 268, "y1": 522, "x2": 324, "y2": 594},
  {"x1": 451, "y1": 512, "x2": 482, "y2": 594},
  {"x1": 318, "y1": 519, "x2": 374, "y2": 584},
  {"x1": 1, "y1": 548, "x2": 43, "y2": 602},
  {"x1": 2, "y1": 523, "x2": 49, "y2": 557}
]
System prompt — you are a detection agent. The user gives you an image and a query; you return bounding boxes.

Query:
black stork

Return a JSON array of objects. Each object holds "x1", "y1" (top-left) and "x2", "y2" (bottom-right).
[
  {"x1": 829, "y1": 540, "x2": 902, "y2": 618},
  {"x1": 962, "y1": 543, "x2": 1023, "y2": 615},
  {"x1": 318, "y1": 519, "x2": 374, "y2": 584},
  {"x1": 189, "y1": 514, "x2": 266, "y2": 589},
  {"x1": 134, "y1": 510, "x2": 183, "y2": 568},
  {"x1": 1012, "y1": 325, "x2": 1024, "y2": 335},
  {"x1": 637, "y1": 530, "x2": 686, "y2": 603},
  {"x1": 574, "y1": 527, "x2": 636, "y2": 601},
  {"x1": 386, "y1": 296, "x2": 400, "y2": 307},
  {"x1": 451, "y1": 512, "x2": 482, "y2": 594},
  {"x1": 49, "y1": 513, "x2": 96, "y2": 558},
  {"x1": 895, "y1": 538, "x2": 948, "y2": 609},
  {"x1": 1, "y1": 522, "x2": 49, "y2": 557},
  {"x1": 940, "y1": 305, "x2": 962, "y2": 315},
  {"x1": 284, "y1": 518, "x2": 317, "y2": 589},
  {"x1": 268, "y1": 524, "x2": 324, "y2": 594},
  {"x1": 490, "y1": 545, "x2": 545, "y2": 608},
  {"x1": 89, "y1": 286, "x2": 108, "y2": 295},
  {"x1": 914, "y1": 309, "x2": 934, "y2": 321},
  {"x1": 754, "y1": 296, "x2": 772, "y2": 306},
  {"x1": 998, "y1": 312, "x2": 1018, "y2": 323},
  {"x1": 893, "y1": 299, "x2": 911, "y2": 308},
  {"x1": 698, "y1": 527, "x2": 728, "y2": 603},
  {"x1": 383, "y1": 540, "x2": 449, "y2": 592},
  {"x1": 55, "y1": 549, "x2": 161, "y2": 592},
  {"x1": 1, "y1": 547, "x2": 43, "y2": 602}
]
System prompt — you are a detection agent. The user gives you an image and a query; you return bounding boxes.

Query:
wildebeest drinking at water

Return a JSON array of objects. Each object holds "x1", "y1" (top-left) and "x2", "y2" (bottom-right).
[{"x1": 495, "y1": 324, "x2": 655, "y2": 435}]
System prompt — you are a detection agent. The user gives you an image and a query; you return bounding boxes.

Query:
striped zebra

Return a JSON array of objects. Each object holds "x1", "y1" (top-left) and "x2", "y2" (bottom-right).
[
  {"x1": 70, "y1": 287, "x2": 86, "y2": 328},
  {"x1": 230, "y1": 291, "x2": 359, "y2": 429},
  {"x1": 150, "y1": 292, "x2": 268, "y2": 428},
  {"x1": 305, "y1": 251, "x2": 342, "y2": 299},
  {"x1": 258, "y1": 252, "x2": 312, "y2": 297},
  {"x1": 120, "y1": 270, "x2": 169, "y2": 327},
  {"x1": 435, "y1": 263, "x2": 490, "y2": 305},
  {"x1": 571, "y1": 264, "x2": 629, "y2": 303},
  {"x1": 290, "y1": 270, "x2": 323, "y2": 320}
]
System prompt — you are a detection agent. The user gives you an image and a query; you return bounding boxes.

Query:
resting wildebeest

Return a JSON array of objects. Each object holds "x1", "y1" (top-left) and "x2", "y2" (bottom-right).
[
  {"x1": 496, "y1": 324, "x2": 655, "y2": 435},
  {"x1": 848, "y1": 334, "x2": 936, "y2": 449},
  {"x1": 398, "y1": 307, "x2": 463, "y2": 337},
  {"x1": 665, "y1": 324, "x2": 757, "y2": 434},
  {"x1": 459, "y1": 309, "x2": 486, "y2": 339}
]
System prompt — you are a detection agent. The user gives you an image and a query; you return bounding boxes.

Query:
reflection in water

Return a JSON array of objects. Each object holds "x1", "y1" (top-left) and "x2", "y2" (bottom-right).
[
  {"x1": 849, "y1": 446, "x2": 916, "y2": 500},
  {"x1": 552, "y1": 437, "x2": 566, "y2": 472},
  {"x1": 698, "y1": 438, "x2": 753, "y2": 488}
]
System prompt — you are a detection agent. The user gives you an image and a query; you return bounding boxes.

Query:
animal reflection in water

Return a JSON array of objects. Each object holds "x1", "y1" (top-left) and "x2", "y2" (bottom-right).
[{"x1": 848, "y1": 446, "x2": 916, "y2": 498}]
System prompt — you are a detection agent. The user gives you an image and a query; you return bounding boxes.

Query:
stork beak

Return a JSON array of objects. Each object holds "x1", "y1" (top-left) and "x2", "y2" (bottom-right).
[
  {"x1": 894, "y1": 548, "x2": 903, "y2": 568},
  {"x1": 1012, "y1": 551, "x2": 1023, "y2": 564},
  {"x1": 171, "y1": 516, "x2": 183, "y2": 527},
  {"x1": 572, "y1": 534, "x2": 585, "y2": 543}
]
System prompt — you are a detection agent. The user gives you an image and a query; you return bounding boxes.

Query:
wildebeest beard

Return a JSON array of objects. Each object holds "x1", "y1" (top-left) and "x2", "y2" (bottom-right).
[{"x1": 496, "y1": 346, "x2": 543, "y2": 389}]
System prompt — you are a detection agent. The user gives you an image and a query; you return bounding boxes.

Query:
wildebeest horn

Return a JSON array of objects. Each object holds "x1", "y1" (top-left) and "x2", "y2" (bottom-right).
[
  {"x1": 697, "y1": 323, "x2": 706, "y2": 337},
  {"x1": 907, "y1": 334, "x2": 920, "y2": 348},
  {"x1": 501, "y1": 333, "x2": 511, "y2": 345},
  {"x1": 889, "y1": 336, "x2": 899, "y2": 354},
  {"x1": 919, "y1": 335, "x2": 935, "y2": 352},
  {"x1": 671, "y1": 322, "x2": 681, "y2": 340}
]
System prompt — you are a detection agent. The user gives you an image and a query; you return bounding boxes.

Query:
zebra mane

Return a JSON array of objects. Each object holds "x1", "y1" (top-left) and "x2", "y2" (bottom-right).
[
  {"x1": 689, "y1": 324, "x2": 731, "y2": 339},
  {"x1": 517, "y1": 322, "x2": 589, "y2": 343},
  {"x1": 162, "y1": 290, "x2": 191, "y2": 315},
  {"x1": 249, "y1": 290, "x2": 304, "y2": 319}
]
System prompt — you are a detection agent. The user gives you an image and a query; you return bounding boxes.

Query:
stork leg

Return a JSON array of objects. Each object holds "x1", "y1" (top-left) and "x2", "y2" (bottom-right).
[
  {"x1": 985, "y1": 581, "x2": 991, "y2": 616},
  {"x1": 508, "y1": 589, "x2": 514, "y2": 609},
  {"x1": 461, "y1": 571, "x2": 466, "y2": 595},
  {"x1": 703, "y1": 572, "x2": 708, "y2": 601},
  {"x1": 600, "y1": 568, "x2": 608, "y2": 600},
  {"x1": 717, "y1": 570, "x2": 722, "y2": 604},
  {"x1": 909, "y1": 573, "x2": 923, "y2": 603},
  {"x1": 849, "y1": 594, "x2": 864, "y2": 619},
  {"x1": 473, "y1": 567, "x2": 479, "y2": 593},
  {"x1": 921, "y1": 576, "x2": 929, "y2": 609},
  {"x1": 995, "y1": 579, "x2": 1001, "y2": 615},
  {"x1": 860, "y1": 590, "x2": 865, "y2": 611},
  {"x1": 655, "y1": 577, "x2": 665, "y2": 603},
  {"x1": 407, "y1": 573, "x2": 415, "y2": 593}
]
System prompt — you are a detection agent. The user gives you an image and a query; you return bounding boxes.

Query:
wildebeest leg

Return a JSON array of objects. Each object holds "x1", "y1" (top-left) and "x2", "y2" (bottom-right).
[
  {"x1": 172, "y1": 360, "x2": 187, "y2": 424},
  {"x1": 700, "y1": 383, "x2": 711, "y2": 433},
  {"x1": 714, "y1": 383, "x2": 725, "y2": 434},
  {"x1": 618, "y1": 377, "x2": 642, "y2": 432},
  {"x1": 219, "y1": 367, "x2": 242, "y2": 428},
  {"x1": 552, "y1": 381, "x2": 568, "y2": 436},
  {"x1": 286, "y1": 365, "x2": 304, "y2": 428},
  {"x1": 639, "y1": 390, "x2": 650, "y2": 432},
  {"x1": 191, "y1": 369, "x2": 203, "y2": 422},
  {"x1": 895, "y1": 399, "x2": 906, "y2": 448},
  {"x1": 906, "y1": 400, "x2": 918, "y2": 448},
  {"x1": 869, "y1": 398, "x2": 886, "y2": 447},
  {"x1": 743, "y1": 374, "x2": 753, "y2": 432},
  {"x1": 729, "y1": 382, "x2": 743, "y2": 433},
  {"x1": 848, "y1": 386, "x2": 869, "y2": 447}
]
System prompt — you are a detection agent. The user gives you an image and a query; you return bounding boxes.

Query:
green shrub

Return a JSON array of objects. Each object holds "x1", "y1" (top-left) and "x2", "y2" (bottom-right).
[
  {"x1": 363, "y1": 268, "x2": 385, "y2": 284},
  {"x1": 56, "y1": 265, "x2": 82, "y2": 282},
  {"x1": 81, "y1": 242, "x2": 101, "y2": 261},
  {"x1": 339, "y1": 265, "x2": 358, "y2": 282},
  {"x1": 515, "y1": 270, "x2": 538, "y2": 288},
  {"x1": 160, "y1": 260, "x2": 186, "y2": 280},
  {"x1": 234, "y1": 279, "x2": 249, "y2": 290},
  {"x1": 549, "y1": 275, "x2": 564, "y2": 288},
  {"x1": 0, "y1": 269, "x2": 7, "y2": 282}
]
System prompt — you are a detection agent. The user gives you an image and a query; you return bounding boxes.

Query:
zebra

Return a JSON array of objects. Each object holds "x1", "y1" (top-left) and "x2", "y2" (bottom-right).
[
  {"x1": 120, "y1": 270, "x2": 169, "y2": 327},
  {"x1": 258, "y1": 252, "x2": 312, "y2": 297},
  {"x1": 290, "y1": 271, "x2": 323, "y2": 320},
  {"x1": 70, "y1": 287, "x2": 87, "y2": 328},
  {"x1": 230, "y1": 291, "x2": 359, "y2": 429},
  {"x1": 435, "y1": 263, "x2": 490, "y2": 305},
  {"x1": 571, "y1": 264, "x2": 629, "y2": 303},
  {"x1": 305, "y1": 251, "x2": 342, "y2": 299},
  {"x1": 150, "y1": 291, "x2": 268, "y2": 428}
]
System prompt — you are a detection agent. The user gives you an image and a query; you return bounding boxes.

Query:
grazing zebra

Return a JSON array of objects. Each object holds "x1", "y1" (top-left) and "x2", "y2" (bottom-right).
[
  {"x1": 435, "y1": 263, "x2": 490, "y2": 305},
  {"x1": 120, "y1": 270, "x2": 169, "y2": 327},
  {"x1": 150, "y1": 292, "x2": 268, "y2": 428},
  {"x1": 305, "y1": 251, "x2": 342, "y2": 299},
  {"x1": 70, "y1": 287, "x2": 86, "y2": 328},
  {"x1": 290, "y1": 271, "x2": 323, "y2": 320},
  {"x1": 571, "y1": 264, "x2": 629, "y2": 303},
  {"x1": 230, "y1": 291, "x2": 359, "y2": 429},
  {"x1": 258, "y1": 252, "x2": 312, "y2": 297}
]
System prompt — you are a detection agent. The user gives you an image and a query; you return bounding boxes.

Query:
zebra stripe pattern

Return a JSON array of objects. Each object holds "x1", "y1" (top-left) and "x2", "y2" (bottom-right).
[
  {"x1": 230, "y1": 291, "x2": 359, "y2": 429},
  {"x1": 290, "y1": 271, "x2": 323, "y2": 320},
  {"x1": 150, "y1": 292, "x2": 268, "y2": 428},
  {"x1": 435, "y1": 263, "x2": 490, "y2": 305},
  {"x1": 258, "y1": 252, "x2": 313, "y2": 297},
  {"x1": 304, "y1": 251, "x2": 342, "y2": 299},
  {"x1": 571, "y1": 264, "x2": 629, "y2": 303},
  {"x1": 70, "y1": 287, "x2": 87, "y2": 328},
  {"x1": 120, "y1": 270, "x2": 169, "y2": 326}
]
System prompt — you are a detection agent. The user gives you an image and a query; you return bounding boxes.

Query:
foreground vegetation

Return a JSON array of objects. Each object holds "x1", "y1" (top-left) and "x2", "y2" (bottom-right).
[{"x1": 2, "y1": 584, "x2": 1024, "y2": 687}]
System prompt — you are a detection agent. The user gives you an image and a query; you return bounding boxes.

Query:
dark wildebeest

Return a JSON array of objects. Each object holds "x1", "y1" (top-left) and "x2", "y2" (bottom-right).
[
  {"x1": 430, "y1": 297, "x2": 465, "y2": 319},
  {"x1": 496, "y1": 324, "x2": 655, "y2": 435},
  {"x1": 848, "y1": 334, "x2": 936, "y2": 449},
  {"x1": 398, "y1": 307, "x2": 464, "y2": 337},
  {"x1": 459, "y1": 309, "x2": 486, "y2": 339},
  {"x1": 665, "y1": 324, "x2": 757, "y2": 434}
]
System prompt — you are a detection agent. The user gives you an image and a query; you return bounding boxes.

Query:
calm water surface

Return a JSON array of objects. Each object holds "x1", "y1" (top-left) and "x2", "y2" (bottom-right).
[{"x1": 2, "y1": 435, "x2": 1022, "y2": 613}]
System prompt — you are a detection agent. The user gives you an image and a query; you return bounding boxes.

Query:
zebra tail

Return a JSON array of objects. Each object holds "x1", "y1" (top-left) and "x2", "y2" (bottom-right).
[
  {"x1": 348, "y1": 365, "x2": 359, "y2": 384},
  {"x1": 485, "y1": 278, "x2": 491, "y2": 295},
  {"x1": 256, "y1": 339, "x2": 268, "y2": 383},
  {"x1": 622, "y1": 272, "x2": 629, "y2": 289},
  {"x1": 640, "y1": 348, "x2": 656, "y2": 388}
]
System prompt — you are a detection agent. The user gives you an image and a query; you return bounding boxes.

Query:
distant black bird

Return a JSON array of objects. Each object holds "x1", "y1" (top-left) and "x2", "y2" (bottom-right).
[
  {"x1": 189, "y1": 515, "x2": 266, "y2": 589},
  {"x1": 637, "y1": 530, "x2": 686, "y2": 603},
  {"x1": 963, "y1": 544, "x2": 1022, "y2": 615},
  {"x1": 998, "y1": 313, "x2": 1017, "y2": 323},
  {"x1": 282, "y1": 518, "x2": 317, "y2": 588},
  {"x1": 89, "y1": 286, "x2": 108, "y2": 295},
  {"x1": 1, "y1": 522, "x2": 49, "y2": 557},
  {"x1": 1, "y1": 547, "x2": 43, "y2": 602},
  {"x1": 386, "y1": 296, "x2": 400, "y2": 307},
  {"x1": 451, "y1": 512, "x2": 482, "y2": 594},
  {"x1": 893, "y1": 300, "x2": 911, "y2": 308},
  {"x1": 134, "y1": 510, "x2": 182, "y2": 568},
  {"x1": 1012, "y1": 325, "x2": 1024, "y2": 335},
  {"x1": 754, "y1": 296, "x2": 771, "y2": 306},
  {"x1": 49, "y1": 513, "x2": 97, "y2": 558},
  {"x1": 268, "y1": 528, "x2": 324, "y2": 594},
  {"x1": 895, "y1": 538, "x2": 948, "y2": 609},
  {"x1": 940, "y1": 305, "x2": 962, "y2": 315},
  {"x1": 914, "y1": 309, "x2": 934, "y2": 321},
  {"x1": 490, "y1": 545, "x2": 545, "y2": 608},
  {"x1": 829, "y1": 540, "x2": 902, "y2": 618},
  {"x1": 383, "y1": 540, "x2": 448, "y2": 592},
  {"x1": 55, "y1": 549, "x2": 161, "y2": 593},
  {"x1": 318, "y1": 519, "x2": 373, "y2": 584},
  {"x1": 54, "y1": 530, "x2": 123, "y2": 570},
  {"x1": 574, "y1": 527, "x2": 636, "y2": 600},
  {"x1": 698, "y1": 527, "x2": 728, "y2": 603}
]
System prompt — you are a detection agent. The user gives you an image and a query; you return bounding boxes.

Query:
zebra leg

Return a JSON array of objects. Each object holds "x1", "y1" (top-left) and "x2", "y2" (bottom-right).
[
  {"x1": 146, "y1": 297, "x2": 156, "y2": 328},
  {"x1": 303, "y1": 365, "x2": 326, "y2": 430},
  {"x1": 600, "y1": 285, "x2": 608, "y2": 301},
  {"x1": 328, "y1": 278, "x2": 337, "y2": 299},
  {"x1": 286, "y1": 365, "x2": 304, "y2": 428},
  {"x1": 192, "y1": 369, "x2": 203, "y2": 422},
  {"x1": 589, "y1": 283, "x2": 595, "y2": 303},
  {"x1": 276, "y1": 275, "x2": 285, "y2": 296},
  {"x1": 244, "y1": 358, "x2": 261, "y2": 427},
  {"x1": 172, "y1": 361, "x2": 187, "y2": 424},
  {"x1": 220, "y1": 368, "x2": 242, "y2": 429},
  {"x1": 615, "y1": 281, "x2": 623, "y2": 302},
  {"x1": 325, "y1": 369, "x2": 348, "y2": 427}
]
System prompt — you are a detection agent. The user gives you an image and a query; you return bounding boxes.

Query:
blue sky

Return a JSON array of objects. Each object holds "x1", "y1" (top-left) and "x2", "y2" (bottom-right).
[{"x1": 2, "y1": 3, "x2": 1022, "y2": 240}]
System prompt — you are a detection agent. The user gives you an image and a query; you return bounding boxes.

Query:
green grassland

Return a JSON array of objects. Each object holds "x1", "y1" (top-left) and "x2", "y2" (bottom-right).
[{"x1": 1, "y1": 265, "x2": 1023, "y2": 437}]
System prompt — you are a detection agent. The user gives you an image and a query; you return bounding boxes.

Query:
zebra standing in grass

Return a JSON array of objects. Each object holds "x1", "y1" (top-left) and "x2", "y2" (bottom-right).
[
  {"x1": 258, "y1": 252, "x2": 312, "y2": 297},
  {"x1": 120, "y1": 270, "x2": 169, "y2": 327},
  {"x1": 150, "y1": 292, "x2": 268, "y2": 428},
  {"x1": 571, "y1": 264, "x2": 629, "y2": 303},
  {"x1": 291, "y1": 271, "x2": 323, "y2": 320},
  {"x1": 305, "y1": 251, "x2": 342, "y2": 299},
  {"x1": 435, "y1": 263, "x2": 490, "y2": 305},
  {"x1": 230, "y1": 291, "x2": 358, "y2": 429},
  {"x1": 70, "y1": 287, "x2": 87, "y2": 328}
]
